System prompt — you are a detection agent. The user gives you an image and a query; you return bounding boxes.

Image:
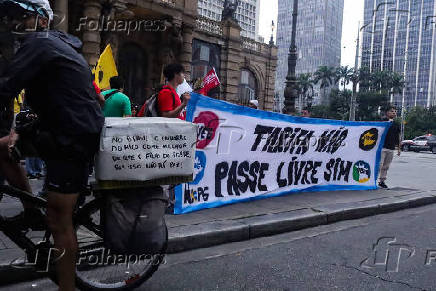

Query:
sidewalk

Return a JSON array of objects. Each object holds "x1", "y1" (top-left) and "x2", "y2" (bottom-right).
[{"x1": 1, "y1": 186, "x2": 436, "y2": 285}]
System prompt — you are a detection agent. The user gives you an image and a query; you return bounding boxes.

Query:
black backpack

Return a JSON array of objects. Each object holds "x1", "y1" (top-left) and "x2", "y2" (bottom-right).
[{"x1": 138, "y1": 86, "x2": 175, "y2": 117}]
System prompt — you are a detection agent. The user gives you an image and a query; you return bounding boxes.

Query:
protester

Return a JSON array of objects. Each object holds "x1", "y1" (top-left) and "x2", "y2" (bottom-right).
[
  {"x1": 301, "y1": 107, "x2": 312, "y2": 117},
  {"x1": 102, "y1": 76, "x2": 132, "y2": 117},
  {"x1": 249, "y1": 100, "x2": 258, "y2": 109},
  {"x1": 378, "y1": 105, "x2": 401, "y2": 189},
  {"x1": 0, "y1": 1, "x2": 104, "y2": 290},
  {"x1": 158, "y1": 64, "x2": 191, "y2": 120}
]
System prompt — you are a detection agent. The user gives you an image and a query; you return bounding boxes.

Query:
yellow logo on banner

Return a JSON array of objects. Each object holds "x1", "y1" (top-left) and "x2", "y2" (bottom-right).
[
  {"x1": 362, "y1": 132, "x2": 376, "y2": 147},
  {"x1": 93, "y1": 44, "x2": 118, "y2": 90}
]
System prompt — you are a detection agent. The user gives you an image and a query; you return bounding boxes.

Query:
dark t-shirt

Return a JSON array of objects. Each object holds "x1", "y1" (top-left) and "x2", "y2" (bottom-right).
[
  {"x1": 0, "y1": 31, "x2": 104, "y2": 136},
  {"x1": 383, "y1": 118, "x2": 400, "y2": 150}
]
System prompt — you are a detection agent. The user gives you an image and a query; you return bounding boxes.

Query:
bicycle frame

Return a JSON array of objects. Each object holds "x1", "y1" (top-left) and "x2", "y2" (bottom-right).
[{"x1": 0, "y1": 184, "x2": 104, "y2": 265}]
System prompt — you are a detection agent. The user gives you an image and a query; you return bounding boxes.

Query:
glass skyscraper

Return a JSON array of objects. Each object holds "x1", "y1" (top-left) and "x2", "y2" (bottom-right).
[
  {"x1": 361, "y1": 0, "x2": 436, "y2": 108},
  {"x1": 275, "y1": 0, "x2": 344, "y2": 110},
  {"x1": 197, "y1": 0, "x2": 261, "y2": 40}
]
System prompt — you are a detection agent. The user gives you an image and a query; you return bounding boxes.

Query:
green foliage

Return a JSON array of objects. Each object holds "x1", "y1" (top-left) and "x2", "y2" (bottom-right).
[
  {"x1": 310, "y1": 89, "x2": 351, "y2": 120},
  {"x1": 295, "y1": 65, "x2": 406, "y2": 122},
  {"x1": 310, "y1": 105, "x2": 331, "y2": 119},
  {"x1": 297, "y1": 73, "x2": 314, "y2": 107},
  {"x1": 403, "y1": 107, "x2": 436, "y2": 139},
  {"x1": 356, "y1": 91, "x2": 389, "y2": 121}
]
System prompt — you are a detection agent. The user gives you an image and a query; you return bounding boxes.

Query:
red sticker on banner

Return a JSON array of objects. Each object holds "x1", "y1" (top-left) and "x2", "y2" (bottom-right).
[{"x1": 194, "y1": 111, "x2": 220, "y2": 149}]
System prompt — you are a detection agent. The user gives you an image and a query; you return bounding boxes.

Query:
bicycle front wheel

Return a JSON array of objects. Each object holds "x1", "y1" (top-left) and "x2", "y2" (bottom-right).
[{"x1": 74, "y1": 198, "x2": 168, "y2": 291}]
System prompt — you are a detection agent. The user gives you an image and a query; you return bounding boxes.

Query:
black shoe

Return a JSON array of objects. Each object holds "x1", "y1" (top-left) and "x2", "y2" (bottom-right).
[
  {"x1": 378, "y1": 182, "x2": 388, "y2": 189},
  {"x1": 27, "y1": 174, "x2": 37, "y2": 180},
  {"x1": 5, "y1": 208, "x2": 46, "y2": 231}
]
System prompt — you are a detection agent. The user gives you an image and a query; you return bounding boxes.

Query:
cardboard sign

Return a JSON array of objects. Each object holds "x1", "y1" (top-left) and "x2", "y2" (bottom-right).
[
  {"x1": 174, "y1": 94, "x2": 391, "y2": 214},
  {"x1": 96, "y1": 117, "x2": 197, "y2": 184}
]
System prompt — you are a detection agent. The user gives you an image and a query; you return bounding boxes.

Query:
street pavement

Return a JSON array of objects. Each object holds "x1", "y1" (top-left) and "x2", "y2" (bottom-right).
[
  {"x1": 0, "y1": 151, "x2": 435, "y2": 289},
  {"x1": 4, "y1": 202, "x2": 436, "y2": 290}
]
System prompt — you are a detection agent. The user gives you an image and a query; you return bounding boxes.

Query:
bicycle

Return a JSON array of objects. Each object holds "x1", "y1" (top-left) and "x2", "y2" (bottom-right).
[{"x1": 0, "y1": 182, "x2": 168, "y2": 290}]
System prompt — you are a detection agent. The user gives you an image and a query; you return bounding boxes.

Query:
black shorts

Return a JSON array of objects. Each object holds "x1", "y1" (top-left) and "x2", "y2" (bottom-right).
[{"x1": 39, "y1": 133, "x2": 100, "y2": 194}]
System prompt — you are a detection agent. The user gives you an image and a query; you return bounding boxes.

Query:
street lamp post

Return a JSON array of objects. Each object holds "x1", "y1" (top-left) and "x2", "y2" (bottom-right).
[
  {"x1": 400, "y1": 0, "x2": 412, "y2": 143},
  {"x1": 283, "y1": 0, "x2": 299, "y2": 114}
]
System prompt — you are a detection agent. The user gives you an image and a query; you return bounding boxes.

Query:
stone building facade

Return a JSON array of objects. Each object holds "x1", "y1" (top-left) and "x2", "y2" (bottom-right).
[{"x1": 52, "y1": 0, "x2": 277, "y2": 111}]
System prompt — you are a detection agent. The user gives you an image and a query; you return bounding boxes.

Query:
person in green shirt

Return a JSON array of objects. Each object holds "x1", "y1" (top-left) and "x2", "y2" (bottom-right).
[{"x1": 102, "y1": 76, "x2": 132, "y2": 117}]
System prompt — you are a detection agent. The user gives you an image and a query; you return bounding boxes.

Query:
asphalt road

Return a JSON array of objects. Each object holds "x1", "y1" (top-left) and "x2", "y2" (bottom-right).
[{"x1": 4, "y1": 200, "x2": 436, "y2": 290}]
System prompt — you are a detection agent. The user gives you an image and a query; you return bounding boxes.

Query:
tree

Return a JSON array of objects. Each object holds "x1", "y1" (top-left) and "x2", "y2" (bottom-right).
[
  {"x1": 404, "y1": 106, "x2": 436, "y2": 139},
  {"x1": 335, "y1": 66, "x2": 353, "y2": 91},
  {"x1": 310, "y1": 105, "x2": 331, "y2": 119},
  {"x1": 329, "y1": 89, "x2": 351, "y2": 120},
  {"x1": 370, "y1": 70, "x2": 392, "y2": 92},
  {"x1": 309, "y1": 89, "x2": 351, "y2": 120},
  {"x1": 390, "y1": 72, "x2": 405, "y2": 102},
  {"x1": 297, "y1": 73, "x2": 314, "y2": 108},
  {"x1": 356, "y1": 91, "x2": 389, "y2": 121},
  {"x1": 313, "y1": 66, "x2": 335, "y2": 104},
  {"x1": 357, "y1": 67, "x2": 371, "y2": 92}
]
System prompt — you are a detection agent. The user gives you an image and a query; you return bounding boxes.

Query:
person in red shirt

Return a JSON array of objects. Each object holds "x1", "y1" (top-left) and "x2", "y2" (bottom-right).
[{"x1": 158, "y1": 64, "x2": 191, "y2": 120}]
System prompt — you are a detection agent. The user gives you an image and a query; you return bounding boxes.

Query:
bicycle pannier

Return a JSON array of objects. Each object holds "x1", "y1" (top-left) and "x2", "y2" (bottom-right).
[{"x1": 103, "y1": 187, "x2": 168, "y2": 255}]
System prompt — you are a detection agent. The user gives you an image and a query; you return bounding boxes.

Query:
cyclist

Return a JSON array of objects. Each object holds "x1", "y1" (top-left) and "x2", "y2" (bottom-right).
[{"x1": 0, "y1": 1, "x2": 104, "y2": 290}]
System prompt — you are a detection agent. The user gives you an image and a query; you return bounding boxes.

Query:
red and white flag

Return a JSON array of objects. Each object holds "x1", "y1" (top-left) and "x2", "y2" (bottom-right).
[{"x1": 200, "y1": 68, "x2": 220, "y2": 96}]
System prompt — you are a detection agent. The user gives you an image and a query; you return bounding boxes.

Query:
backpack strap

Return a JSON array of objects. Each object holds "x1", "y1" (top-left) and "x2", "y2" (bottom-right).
[{"x1": 104, "y1": 89, "x2": 120, "y2": 101}]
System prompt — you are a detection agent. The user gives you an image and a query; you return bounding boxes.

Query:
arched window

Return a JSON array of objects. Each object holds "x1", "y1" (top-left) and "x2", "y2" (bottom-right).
[{"x1": 239, "y1": 69, "x2": 257, "y2": 106}]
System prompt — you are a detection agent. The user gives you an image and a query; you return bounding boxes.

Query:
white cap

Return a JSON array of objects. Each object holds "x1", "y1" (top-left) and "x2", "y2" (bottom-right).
[{"x1": 249, "y1": 100, "x2": 258, "y2": 107}]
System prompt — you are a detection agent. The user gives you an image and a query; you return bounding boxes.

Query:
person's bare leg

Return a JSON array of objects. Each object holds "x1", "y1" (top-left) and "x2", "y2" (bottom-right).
[
  {"x1": 46, "y1": 192, "x2": 78, "y2": 291},
  {"x1": 0, "y1": 135, "x2": 32, "y2": 197}
]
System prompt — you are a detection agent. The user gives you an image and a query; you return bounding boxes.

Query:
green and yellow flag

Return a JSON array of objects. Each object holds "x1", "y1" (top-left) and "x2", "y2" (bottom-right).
[{"x1": 93, "y1": 44, "x2": 118, "y2": 90}]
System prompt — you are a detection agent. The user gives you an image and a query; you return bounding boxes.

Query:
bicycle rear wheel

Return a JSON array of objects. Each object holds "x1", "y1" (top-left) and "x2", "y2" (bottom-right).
[{"x1": 74, "y1": 198, "x2": 168, "y2": 291}]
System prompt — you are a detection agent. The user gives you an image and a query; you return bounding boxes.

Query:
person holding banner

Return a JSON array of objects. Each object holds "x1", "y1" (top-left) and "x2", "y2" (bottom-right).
[
  {"x1": 378, "y1": 105, "x2": 401, "y2": 189},
  {"x1": 158, "y1": 64, "x2": 191, "y2": 120}
]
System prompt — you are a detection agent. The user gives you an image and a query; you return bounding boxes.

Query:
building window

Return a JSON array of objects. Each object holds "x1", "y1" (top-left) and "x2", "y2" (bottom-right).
[
  {"x1": 239, "y1": 69, "x2": 258, "y2": 106},
  {"x1": 192, "y1": 39, "x2": 221, "y2": 98}
]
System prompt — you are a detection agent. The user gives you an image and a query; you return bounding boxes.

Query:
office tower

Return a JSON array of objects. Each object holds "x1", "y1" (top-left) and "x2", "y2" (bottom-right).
[
  {"x1": 275, "y1": 0, "x2": 344, "y2": 110},
  {"x1": 361, "y1": 0, "x2": 436, "y2": 108},
  {"x1": 197, "y1": 0, "x2": 261, "y2": 40}
]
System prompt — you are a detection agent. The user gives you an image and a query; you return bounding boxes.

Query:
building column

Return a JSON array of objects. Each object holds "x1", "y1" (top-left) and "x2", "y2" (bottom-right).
[
  {"x1": 53, "y1": 0, "x2": 68, "y2": 32},
  {"x1": 82, "y1": 0, "x2": 102, "y2": 66},
  {"x1": 263, "y1": 45, "x2": 278, "y2": 111},
  {"x1": 180, "y1": 24, "x2": 194, "y2": 81},
  {"x1": 220, "y1": 19, "x2": 242, "y2": 103}
]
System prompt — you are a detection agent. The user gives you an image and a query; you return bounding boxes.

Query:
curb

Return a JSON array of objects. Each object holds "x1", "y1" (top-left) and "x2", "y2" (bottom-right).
[
  {"x1": 1, "y1": 191, "x2": 436, "y2": 286},
  {"x1": 166, "y1": 191, "x2": 436, "y2": 253}
]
